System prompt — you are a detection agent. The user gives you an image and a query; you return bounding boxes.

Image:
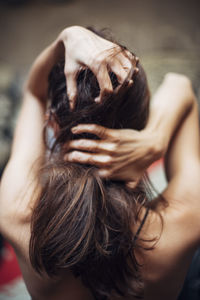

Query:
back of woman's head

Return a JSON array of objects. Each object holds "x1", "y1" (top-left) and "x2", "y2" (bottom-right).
[{"x1": 29, "y1": 29, "x2": 150, "y2": 299}]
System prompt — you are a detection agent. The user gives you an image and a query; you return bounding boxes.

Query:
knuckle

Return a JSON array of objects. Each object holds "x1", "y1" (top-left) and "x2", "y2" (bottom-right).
[
  {"x1": 92, "y1": 58, "x2": 103, "y2": 72},
  {"x1": 95, "y1": 55, "x2": 106, "y2": 66},
  {"x1": 91, "y1": 63, "x2": 99, "y2": 74},
  {"x1": 125, "y1": 50, "x2": 134, "y2": 60},
  {"x1": 90, "y1": 124, "x2": 98, "y2": 131},
  {"x1": 96, "y1": 57, "x2": 103, "y2": 66},
  {"x1": 110, "y1": 143, "x2": 118, "y2": 152},
  {"x1": 112, "y1": 136, "x2": 121, "y2": 144}
]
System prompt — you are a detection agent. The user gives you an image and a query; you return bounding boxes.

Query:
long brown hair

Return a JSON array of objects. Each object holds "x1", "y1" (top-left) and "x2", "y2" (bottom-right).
[{"x1": 29, "y1": 29, "x2": 151, "y2": 299}]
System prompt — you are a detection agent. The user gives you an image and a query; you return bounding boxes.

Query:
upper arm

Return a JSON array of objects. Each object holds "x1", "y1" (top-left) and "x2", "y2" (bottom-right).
[
  {"x1": 10, "y1": 91, "x2": 46, "y2": 167},
  {"x1": 0, "y1": 92, "x2": 45, "y2": 242},
  {"x1": 163, "y1": 92, "x2": 200, "y2": 244},
  {"x1": 165, "y1": 97, "x2": 200, "y2": 182}
]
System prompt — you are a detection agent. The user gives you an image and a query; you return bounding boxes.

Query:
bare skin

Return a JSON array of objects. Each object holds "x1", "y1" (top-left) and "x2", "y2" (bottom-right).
[{"x1": 0, "y1": 26, "x2": 200, "y2": 300}]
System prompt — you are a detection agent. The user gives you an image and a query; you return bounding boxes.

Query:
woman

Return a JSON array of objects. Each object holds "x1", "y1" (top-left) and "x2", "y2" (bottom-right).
[{"x1": 0, "y1": 26, "x2": 199, "y2": 300}]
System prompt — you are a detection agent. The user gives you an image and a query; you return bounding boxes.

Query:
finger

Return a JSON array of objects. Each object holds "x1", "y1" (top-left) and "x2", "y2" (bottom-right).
[
  {"x1": 123, "y1": 50, "x2": 140, "y2": 70},
  {"x1": 126, "y1": 180, "x2": 139, "y2": 189},
  {"x1": 98, "y1": 169, "x2": 112, "y2": 178},
  {"x1": 124, "y1": 50, "x2": 136, "y2": 63},
  {"x1": 65, "y1": 72, "x2": 78, "y2": 110},
  {"x1": 64, "y1": 151, "x2": 112, "y2": 167},
  {"x1": 93, "y1": 63, "x2": 113, "y2": 103},
  {"x1": 117, "y1": 52, "x2": 133, "y2": 73},
  {"x1": 122, "y1": 66, "x2": 135, "y2": 84},
  {"x1": 116, "y1": 51, "x2": 140, "y2": 84},
  {"x1": 72, "y1": 124, "x2": 122, "y2": 141},
  {"x1": 111, "y1": 67, "x2": 134, "y2": 96},
  {"x1": 108, "y1": 58, "x2": 129, "y2": 84},
  {"x1": 71, "y1": 124, "x2": 111, "y2": 139},
  {"x1": 135, "y1": 56, "x2": 140, "y2": 66},
  {"x1": 69, "y1": 139, "x2": 117, "y2": 153},
  {"x1": 129, "y1": 53, "x2": 139, "y2": 74}
]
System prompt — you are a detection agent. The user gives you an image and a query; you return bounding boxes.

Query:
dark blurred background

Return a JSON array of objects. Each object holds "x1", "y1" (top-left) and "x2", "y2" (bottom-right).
[{"x1": 0, "y1": 0, "x2": 199, "y2": 298}]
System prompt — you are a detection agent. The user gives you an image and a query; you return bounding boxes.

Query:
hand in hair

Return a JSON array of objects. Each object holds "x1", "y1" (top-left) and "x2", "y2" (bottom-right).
[
  {"x1": 59, "y1": 26, "x2": 137, "y2": 108},
  {"x1": 64, "y1": 73, "x2": 194, "y2": 186},
  {"x1": 25, "y1": 26, "x2": 136, "y2": 109},
  {"x1": 65, "y1": 124, "x2": 162, "y2": 186}
]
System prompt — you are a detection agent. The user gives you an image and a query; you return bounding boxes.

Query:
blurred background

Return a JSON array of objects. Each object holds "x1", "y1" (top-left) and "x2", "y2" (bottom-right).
[{"x1": 0, "y1": 0, "x2": 199, "y2": 299}]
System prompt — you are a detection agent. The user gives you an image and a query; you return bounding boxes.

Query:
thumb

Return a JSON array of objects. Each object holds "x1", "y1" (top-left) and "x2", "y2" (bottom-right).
[{"x1": 126, "y1": 180, "x2": 139, "y2": 189}]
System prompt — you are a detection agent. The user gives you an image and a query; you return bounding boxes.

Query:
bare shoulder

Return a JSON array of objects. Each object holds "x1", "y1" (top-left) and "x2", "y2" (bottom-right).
[
  {"x1": 162, "y1": 170, "x2": 200, "y2": 248},
  {"x1": 137, "y1": 173, "x2": 200, "y2": 284}
]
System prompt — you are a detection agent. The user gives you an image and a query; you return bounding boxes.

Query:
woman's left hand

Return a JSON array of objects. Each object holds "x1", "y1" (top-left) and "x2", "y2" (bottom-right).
[
  {"x1": 26, "y1": 25, "x2": 137, "y2": 108},
  {"x1": 64, "y1": 124, "x2": 163, "y2": 186},
  {"x1": 59, "y1": 26, "x2": 137, "y2": 108}
]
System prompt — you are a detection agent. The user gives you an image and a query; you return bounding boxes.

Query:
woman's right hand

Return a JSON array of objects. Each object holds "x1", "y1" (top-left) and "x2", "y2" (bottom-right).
[{"x1": 65, "y1": 124, "x2": 163, "y2": 186}]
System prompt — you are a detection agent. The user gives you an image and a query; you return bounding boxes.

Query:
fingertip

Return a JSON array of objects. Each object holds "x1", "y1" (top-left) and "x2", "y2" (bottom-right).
[
  {"x1": 117, "y1": 77, "x2": 125, "y2": 85},
  {"x1": 126, "y1": 180, "x2": 138, "y2": 189},
  {"x1": 95, "y1": 96, "x2": 101, "y2": 103},
  {"x1": 68, "y1": 98, "x2": 76, "y2": 110},
  {"x1": 98, "y1": 169, "x2": 109, "y2": 178},
  {"x1": 71, "y1": 127, "x2": 78, "y2": 133},
  {"x1": 69, "y1": 101, "x2": 73, "y2": 110},
  {"x1": 135, "y1": 67, "x2": 139, "y2": 74},
  {"x1": 129, "y1": 79, "x2": 133, "y2": 85},
  {"x1": 66, "y1": 84, "x2": 77, "y2": 110}
]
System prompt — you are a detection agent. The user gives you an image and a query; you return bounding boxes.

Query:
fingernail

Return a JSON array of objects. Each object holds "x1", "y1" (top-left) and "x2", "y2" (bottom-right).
[
  {"x1": 98, "y1": 170, "x2": 108, "y2": 177},
  {"x1": 135, "y1": 67, "x2": 139, "y2": 73},
  {"x1": 95, "y1": 97, "x2": 100, "y2": 103},
  {"x1": 69, "y1": 102, "x2": 74, "y2": 110},
  {"x1": 129, "y1": 79, "x2": 133, "y2": 85},
  {"x1": 71, "y1": 127, "x2": 78, "y2": 133}
]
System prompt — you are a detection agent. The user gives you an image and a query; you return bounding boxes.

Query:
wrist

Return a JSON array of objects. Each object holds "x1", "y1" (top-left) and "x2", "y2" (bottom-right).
[
  {"x1": 143, "y1": 127, "x2": 166, "y2": 161},
  {"x1": 59, "y1": 26, "x2": 87, "y2": 45},
  {"x1": 147, "y1": 73, "x2": 195, "y2": 159}
]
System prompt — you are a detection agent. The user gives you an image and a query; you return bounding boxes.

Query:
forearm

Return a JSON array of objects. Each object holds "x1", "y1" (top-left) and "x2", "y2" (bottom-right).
[
  {"x1": 24, "y1": 36, "x2": 64, "y2": 101},
  {"x1": 165, "y1": 98, "x2": 199, "y2": 180},
  {"x1": 146, "y1": 73, "x2": 195, "y2": 156}
]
